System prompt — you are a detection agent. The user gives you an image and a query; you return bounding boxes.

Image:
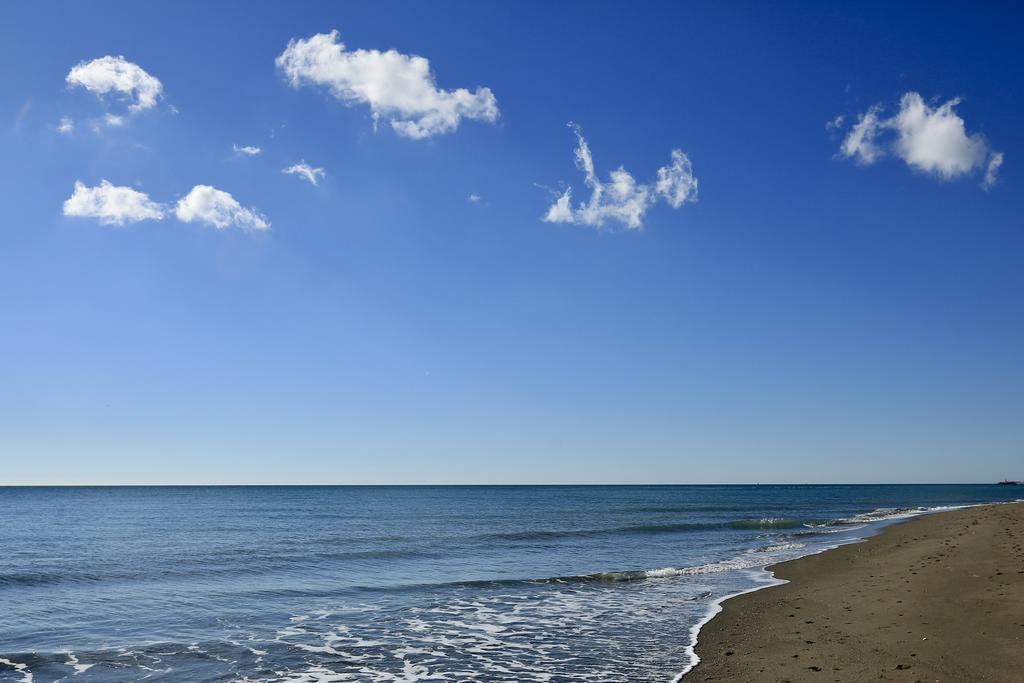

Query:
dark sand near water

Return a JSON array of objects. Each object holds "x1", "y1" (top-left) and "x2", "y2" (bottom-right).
[{"x1": 691, "y1": 502, "x2": 1024, "y2": 682}]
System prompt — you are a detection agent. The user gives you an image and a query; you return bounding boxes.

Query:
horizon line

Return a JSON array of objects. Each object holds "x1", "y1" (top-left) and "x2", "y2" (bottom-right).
[{"x1": 0, "y1": 481, "x2": 1013, "y2": 488}]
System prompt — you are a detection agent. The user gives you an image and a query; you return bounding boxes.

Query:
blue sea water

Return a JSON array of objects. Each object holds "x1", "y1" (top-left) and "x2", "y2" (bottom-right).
[{"x1": 0, "y1": 485, "x2": 1020, "y2": 682}]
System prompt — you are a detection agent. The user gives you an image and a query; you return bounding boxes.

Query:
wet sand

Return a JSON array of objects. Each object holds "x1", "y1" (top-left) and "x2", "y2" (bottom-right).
[{"x1": 690, "y1": 502, "x2": 1024, "y2": 682}]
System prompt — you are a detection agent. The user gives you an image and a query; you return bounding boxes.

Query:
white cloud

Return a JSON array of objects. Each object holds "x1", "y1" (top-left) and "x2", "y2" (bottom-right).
[
  {"x1": 174, "y1": 185, "x2": 270, "y2": 231},
  {"x1": 66, "y1": 56, "x2": 163, "y2": 112},
  {"x1": 468, "y1": 193, "x2": 481, "y2": 202},
  {"x1": 104, "y1": 113, "x2": 125, "y2": 127},
  {"x1": 840, "y1": 105, "x2": 884, "y2": 164},
  {"x1": 276, "y1": 30, "x2": 498, "y2": 139},
  {"x1": 825, "y1": 115, "x2": 844, "y2": 131},
  {"x1": 62, "y1": 181, "x2": 272, "y2": 233},
  {"x1": 543, "y1": 123, "x2": 698, "y2": 230},
  {"x1": 891, "y1": 93, "x2": 988, "y2": 178},
  {"x1": 544, "y1": 189, "x2": 573, "y2": 223},
  {"x1": 282, "y1": 161, "x2": 326, "y2": 186},
  {"x1": 655, "y1": 149, "x2": 699, "y2": 208},
  {"x1": 837, "y1": 92, "x2": 1001, "y2": 185},
  {"x1": 57, "y1": 117, "x2": 74, "y2": 134},
  {"x1": 233, "y1": 144, "x2": 262, "y2": 156},
  {"x1": 63, "y1": 180, "x2": 167, "y2": 225},
  {"x1": 983, "y1": 151, "x2": 1003, "y2": 190}
]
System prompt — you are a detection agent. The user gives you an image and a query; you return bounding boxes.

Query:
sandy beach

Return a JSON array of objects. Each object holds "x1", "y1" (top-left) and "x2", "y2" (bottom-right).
[{"x1": 691, "y1": 502, "x2": 1024, "y2": 682}]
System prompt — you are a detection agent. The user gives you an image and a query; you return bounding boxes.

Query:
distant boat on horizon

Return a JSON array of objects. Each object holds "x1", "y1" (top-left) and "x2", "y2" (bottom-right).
[{"x1": 997, "y1": 480, "x2": 1019, "y2": 485}]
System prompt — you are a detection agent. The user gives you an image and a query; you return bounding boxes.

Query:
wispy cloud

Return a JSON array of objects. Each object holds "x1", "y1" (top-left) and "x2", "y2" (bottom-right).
[
  {"x1": 468, "y1": 193, "x2": 482, "y2": 203},
  {"x1": 66, "y1": 56, "x2": 163, "y2": 113},
  {"x1": 57, "y1": 117, "x2": 74, "y2": 135},
  {"x1": 543, "y1": 123, "x2": 698, "y2": 230},
  {"x1": 233, "y1": 144, "x2": 262, "y2": 156},
  {"x1": 175, "y1": 185, "x2": 270, "y2": 231},
  {"x1": 983, "y1": 152, "x2": 1004, "y2": 191},
  {"x1": 13, "y1": 99, "x2": 33, "y2": 128},
  {"x1": 840, "y1": 105, "x2": 884, "y2": 164},
  {"x1": 276, "y1": 30, "x2": 498, "y2": 139},
  {"x1": 825, "y1": 115, "x2": 844, "y2": 131},
  {"x1": 282, "y1": 161, "x2": 326, "y2": 186},
  {"x1": 63, "y1": 180, "x2": 166, "y2": 225},
  {"x1": 835, "y1": 92, "x2": 1002, "y2": 188}
]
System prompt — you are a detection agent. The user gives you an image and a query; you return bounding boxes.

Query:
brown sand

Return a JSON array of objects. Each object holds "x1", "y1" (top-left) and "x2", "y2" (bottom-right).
[{"x1": 690, "y1": 502, "x2": 1024, "y2": 682}]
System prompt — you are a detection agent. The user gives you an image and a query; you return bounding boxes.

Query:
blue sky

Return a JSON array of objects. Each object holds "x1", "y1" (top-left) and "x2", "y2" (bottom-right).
[{"x1": 1, "y1": 2, "x2": 1022, "y2": 484}]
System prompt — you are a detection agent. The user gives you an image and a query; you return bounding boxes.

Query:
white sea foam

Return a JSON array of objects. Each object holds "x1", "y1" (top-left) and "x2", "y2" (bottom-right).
[
  {"x1": 272, "y1": 664, "x2": 351, "y2": 682},
  {"x1": 65, "y1": 652, "x2": 94, "y2": 674},
  {"x1": 756, "y1": 542, "x2": 806, "y2": 553},
  {"x1": 272, "y1": 588, "x2": 698, "y2": 681},
  {"x1": 0, "y1": 658, "x2": 33, "y2": 683},
  {"x1": 822, "y1": 503, "x2": 977, "y2": 527},
  {"x1": 597, "y1": 545, "x2": 809, "y2": 582}
]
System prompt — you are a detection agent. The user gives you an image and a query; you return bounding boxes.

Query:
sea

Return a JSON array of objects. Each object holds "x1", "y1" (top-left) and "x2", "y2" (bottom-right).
[{"x1": 1, "y1": 485, "x2": 1020, "y2": 683}]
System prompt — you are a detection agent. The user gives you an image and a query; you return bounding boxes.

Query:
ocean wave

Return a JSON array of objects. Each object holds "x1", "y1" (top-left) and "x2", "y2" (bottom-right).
[
  {"x1": 365, "y1": 504, "x2": 965, "y2": 593},
  {"x1": 0, "y1": 549, "x2": 432, "y2": 590},
  {"x1": 754, "y1": 542, "x2": 806, "y2": 553},
  {"x1": 361, "y1": 544, "x2": 810, "y2": 593},
  {"x1": 486, "y1": 522, "x2": 714, "y2": 541},
  {"x1": 549, "y1": 548, "x2": 810, "y2": 585},
  {"x1": 832, "y1": 506, "x2": 930, "y2": 524},
  {"x1": 0, "y1": 571, "x2": 103, "y2": 588},
  {"x1": 484, "y1": 504, "x2": 979, "y2": 543},
  {"x1": 618, "y1": 504, "x2": 813, "y2": 513},
  {"x1": 485, "y1": 517, "x2": 822, "y2": 542},
  {"x1": 727, "y1": 518, "x2": 818, "y2": 529}
]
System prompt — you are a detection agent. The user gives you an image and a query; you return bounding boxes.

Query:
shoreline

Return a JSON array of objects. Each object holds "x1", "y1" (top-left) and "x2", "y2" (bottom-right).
[
  {"x1": 683, "y1": 501, "x2": 1024, "y2": 682},
  {"x1": 673, "y1": 506, "x2": 975, "y2": 681},
  {"x1": 672, "y1": 567, "x2": 785, "y2": 682},
  {"x1": 673, "y1": 511, "x2": 911, "y2": 681}
]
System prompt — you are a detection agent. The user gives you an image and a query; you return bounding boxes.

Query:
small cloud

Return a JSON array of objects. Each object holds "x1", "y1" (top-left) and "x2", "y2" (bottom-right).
[
  {"x1": 104, "y1": 113, "x2": 125, "y2": 127},
  {"x1": 839, "y1": 104, "x2": 884, "y2": 164},
  {"x1": 982, "y1": 151, "x2": 1003, "y2": 190},
  {"x1": 655, "y1": 149, "x2": 699, "y2": 209},
  {"x1": 276, "y1": 30, "x2": 498, "y2": 139},
  {"x1": 66, "y1": 56, "x2": 163, "y2": 113},
  {"x1": 57, "y1": 117, "x2": 74, "y2": 135},
  {"x1": 175, "y1": 185, "x2": 270, "y2": 231},
  {"x1": 825, "y1": 115, "x2": 844, "y2": 131},
  {"x1": 836, "y1": 92, "x2": 1001, "y2": 187},
  {"x1": 468, "y1": 193, "x2": 481, "y2": 202},
  {"x1": 282, "y1": 160, "x2": 325, "y2": 186},
  {"x1": 63, "y1": 180, "x2": 167, "y2": 225},
  {"x1": 542, "y1": 123, "x2": 697, "y2": 230},
  {"x1": 233, "y1": 143, "x2": 262, "y2": 156},
  {"x1": 544, "y1": 188, "x2": 573, "y2": 223}
]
